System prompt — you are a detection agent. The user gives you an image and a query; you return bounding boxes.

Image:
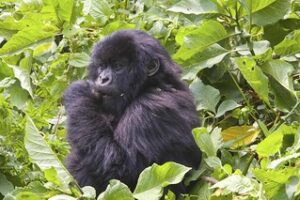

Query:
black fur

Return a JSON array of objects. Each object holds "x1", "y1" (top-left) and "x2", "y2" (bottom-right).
[{"x1": 64, "y1": 30, "x2": 201, "y2": 194}]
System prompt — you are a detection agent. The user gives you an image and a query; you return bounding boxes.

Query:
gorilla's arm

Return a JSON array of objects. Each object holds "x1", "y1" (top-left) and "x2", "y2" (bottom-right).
[
  {"x1": 114, "y1": 90, "x2": 201, "y2": 186},
  {"x1": 64, "y1": 81, "x2": 128, "y2": 191}
]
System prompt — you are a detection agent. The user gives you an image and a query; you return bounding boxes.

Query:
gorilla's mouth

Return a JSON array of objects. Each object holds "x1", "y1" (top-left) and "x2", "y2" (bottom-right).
[{"x1": 95, "y1": 85, "x2": 120, "y2": 97}]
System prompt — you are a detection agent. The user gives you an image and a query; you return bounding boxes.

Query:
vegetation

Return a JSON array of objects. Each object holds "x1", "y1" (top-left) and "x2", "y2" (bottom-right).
[{"x1": 0, "y1": 0, "x2": 300, "y2": 199}]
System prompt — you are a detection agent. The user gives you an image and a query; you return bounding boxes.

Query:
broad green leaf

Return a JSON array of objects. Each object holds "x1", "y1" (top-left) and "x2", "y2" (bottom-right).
[
  {"x1": 262, "y1": 60, "x2": 294, "y2": 90},
  {"x1": 193, "y1": 127, "x2": 217, "y2": 156},
  {"x1": 69, "y1": 52, "x2": 90, "y2": 68},
  {"x1": 57, "y1": 0, "x2": 76, "y2": 24},
  {"x1": 15, "y1": 191, "x2": 42, "y2": 200},
  {"x1": 236, "y1": 40, "x2": 270, "y2": 56},
  {"x1": 0, "y1": 173, "x2": 14, "y2": 196},
  {"x1": 167, "y1": 0, "x2": 218, "y2": 15},
  {"x1": 9, "y1": 56, "x2": 33, "y2": 97},
  {"x1": 82, "y1": 186, "x2": 96, "y2": 199},
  {"x1": 256, "y1": 124, "x2": 296, "y2": 157},
  {"x1": 24, "y1": 116, "x2": 74, "y2": 193},
  {"x1": 8, "y1": 81, "x2": 29, "y2": 109},
  {"x1": 182, "y1": 44, "x2": 229, "y2": 80},
  {"x1": 98, "y1": 180, "x2": 133, "y2": 200},
  {"x1": 215, "y1": 99, "x2": 241, "y2": 118},
  {"x1": 212, "y1": 175, "x2": 259, "y2": 195},
  {"x1": 85, "y1": 0, "x2": 113, "y2": 26},
  {"x1": 133, "y1": 162, "x2": 191, "y2": 200},
  {"x1": 211, "y1": 127, "x2": 223, "y2": 153},
  {"x1": 235, "y1": 57, "x2": 270, "y2": 105},
  {"x1": 274, "y1": 30, "x2": 300, "y2": 56},
  {"x1": 221, "y1": 125, "x2": 260, "y2": 149},
  {"x1": 44, "y1": 167, "x2": 61, "y2": 186},
  {"x1": 174, "y1": 20, "x2": 229, "y2": 61},
  {"x1": 268, "y1": 152, "x2": 300, "y2": 169},
  {"x1": 256, "y1": 131, "x2": 283, "y2": 157},
  {"x1": 17, "y1": 0, "x2": 43, "y2": 11},
  {"x1": 0, "y1": 16, "x2": 30, "y2": 31},
  {"x1": 102, "y1": 21, "x2": 135, "y2": 35},
  {"x1": 0, "y1": 27, "x2": 55, "y2": 56},
  {"x1": 0, "y1": 77, "x2": 15, "y2": 88},
  {"x1": 242, "y1": 0, "x2": 277, "y2": 12},
  {"x1": 205, "y1": 156, "x2": 222, "y2": 169},
  {"x1": 189, "y1": 78, "x2": 220, "y2": 113},
  {"x1": 49, "y1": 195, "x2": 76, "y2": 200},
  {"x1": 163, "y1": 190, "x2": 175, "y2": 200},
  {"x1": 251, "y1": 0, "x2": 290, "y2": 26},
  {"x1": 268, "y1": 76, "x2": 297, "y2": 112},
  {"x1": 253, "y1": 168, "x2": 296, "y2": 199},
  {"x1": 33, "y1": 42, "x2": 56, "y2": 57}
]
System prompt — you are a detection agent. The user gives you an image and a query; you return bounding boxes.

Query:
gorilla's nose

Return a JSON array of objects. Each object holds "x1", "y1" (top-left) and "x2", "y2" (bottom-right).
[
  {"x1": 101, "y1": 76, "x2": 111, "y2": 85},
  {"x1": 96, "y1": 68, "x2": 112, "y2": 87},
  {"x1": 97, "y1": 75, "x2": 112, "y2": 86}
]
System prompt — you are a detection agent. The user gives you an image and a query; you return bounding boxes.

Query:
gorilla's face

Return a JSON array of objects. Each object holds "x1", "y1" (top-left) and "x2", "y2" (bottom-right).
[{"x1": 88, "y1": 31, "x2": 161, "y2": 102}]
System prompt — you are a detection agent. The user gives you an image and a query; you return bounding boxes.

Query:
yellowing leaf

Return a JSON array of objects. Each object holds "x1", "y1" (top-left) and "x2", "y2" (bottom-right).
[{"x1": 222, "y1": 126, "x2": 260, "y2": 149}]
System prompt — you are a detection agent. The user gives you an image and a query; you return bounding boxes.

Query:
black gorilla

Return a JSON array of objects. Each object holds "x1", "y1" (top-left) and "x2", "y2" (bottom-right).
[{"x1": 64, "y1": 30, "x2": 201, "y2": 194}]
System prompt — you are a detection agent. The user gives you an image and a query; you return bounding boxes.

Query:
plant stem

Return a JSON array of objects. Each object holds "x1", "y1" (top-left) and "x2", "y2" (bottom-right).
[{"x1": 227, "y1": 69, "x2": 258, "y2": 121}]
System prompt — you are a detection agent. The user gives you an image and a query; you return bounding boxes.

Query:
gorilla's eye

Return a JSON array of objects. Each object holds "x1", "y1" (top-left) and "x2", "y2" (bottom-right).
[{"x1": 115, "y1": 62, "x2": 123, "y2": 70}]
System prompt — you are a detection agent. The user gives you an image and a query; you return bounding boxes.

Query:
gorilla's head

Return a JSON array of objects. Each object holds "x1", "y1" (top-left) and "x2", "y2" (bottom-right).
[{"x1": 88, "y1": 30, "x2": 181, "y2": 106}]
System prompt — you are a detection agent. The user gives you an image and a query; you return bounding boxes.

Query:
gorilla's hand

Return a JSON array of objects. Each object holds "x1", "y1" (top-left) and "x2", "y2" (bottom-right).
[
  {"x1": 63, "y1": 80, "x2": 103, "y2": 112},
  {"x1": 87, "y1": 80, "x2": 101, "y2": 98}
]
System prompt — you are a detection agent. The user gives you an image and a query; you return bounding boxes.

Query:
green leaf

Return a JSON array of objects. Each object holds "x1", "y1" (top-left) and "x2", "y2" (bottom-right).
[
  {"x1": 274, "y1": 30, "x2": 300, "y2": 56},
  {"x1": 0, "y1": 173, "x2": 14, "y2": 196},
  {"x1": 102, "y1": 21, "x2": 135, "y2": 35},
  {"x1": 242, "y1": 0, "x2": 277, "y2": 12},
  {"x1": 215, "y1": 99, "x2": 241, "y2": 118},
  {"x1": 69, "y1": 52, "x2": 90, "y2": 68},
  {"x1": 9, "y1": 56, "x2": 33, "y2": 97},
  {"x1": 268, "y1": 152, "x2": 300, "y2": 169},
  {"x1": 235, "y1": 57, "x2": 270, "y2": 105},
  {"x1": 167, "y1": 0, "x2": 218, "y2": 15},
  {"x1": 173, "y1": 20, "x2": 229, "y2": 61},
  {"x1": 256, "y1": 131, "x2": 283, "y2": 157},
  {"x1": 56, "y1": 0, "x2": 76, "y2": 24},
  {"x1": 133, "y1": 162, "x2": 191, "y2": 200},
  {"x1": 49, "y1": 195, "x2": 76, "y2": 200},
  {"x1": 82, "y1": 186, "x2": 96, "y2": 199},
  {"x1": 85, "y1": 0, "x2": 113, "y2": 26},
  {"x1": 182, "y1": 44, "x2": 229, "y2": 80},
  {"x1": 193, "y1": 127, "x2": 217, "y2": 157},
  {"x1": 0, "y1": 27, "x2": 55, "y2": 57},
  {"x1": 256, "y1": 124, "x2": 295, "y2": 157},
  {"x1": 251, "y1": 0, "x2": 290, "y2": 26},
  {"x1": 98, "y1": 180, "x2": 133, "y2": 200},
  {"x1": 211, "y1": 127, "x2": 223, "y2": 153},
  {"x1": 205, "y1": 156, "x2": 222, "y2": 169},
  {"x1": 253, "y1": 168, "x2": 296, "y2": 199},
  {"x1": 0, "y1": 77, "x2": 15, "y2": 88},
  {"x1": 268, "y1": 76, "x2": 297, "y2": 112},
  {"x1": 262, "y1": 59, "x2": 294, "y2": 90},
  {"x1": 236, "y1": 40, "x2": 270, "y2": 56},
  {"x1": 8, "y1": 81, "x2": 29, "y2": 109},
  {"x1": 189, "y1": 78, "x2": 220, "y2": 113},
  {"x1": 212, "y1": 175, "x2": 259, "y2": 195},
  {"x1": 44, "y1": 167, "x2": 61, "y2": 186},
  {"x1": 221, "y1": 125, "x2": 260, "y2": 149},
  {"x1": 24, "y1": 116, "x2": 74, "y2": 193}
]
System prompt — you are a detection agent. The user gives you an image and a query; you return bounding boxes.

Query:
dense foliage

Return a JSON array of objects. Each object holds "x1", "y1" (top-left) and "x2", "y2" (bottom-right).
[{"x1": 0, "y1": 0, "x2": 299, "y2": 199}]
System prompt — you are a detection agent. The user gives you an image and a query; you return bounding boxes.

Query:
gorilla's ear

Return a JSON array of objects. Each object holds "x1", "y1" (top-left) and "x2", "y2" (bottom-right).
[{"x1": 147, "y1": 58, "x2": 160, "y2": 76}]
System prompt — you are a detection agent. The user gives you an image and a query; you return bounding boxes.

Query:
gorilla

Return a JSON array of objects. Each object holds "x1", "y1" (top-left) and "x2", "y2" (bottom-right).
[{"x1": 63, "y1": 30, "x2": 202, "y2": 195}]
